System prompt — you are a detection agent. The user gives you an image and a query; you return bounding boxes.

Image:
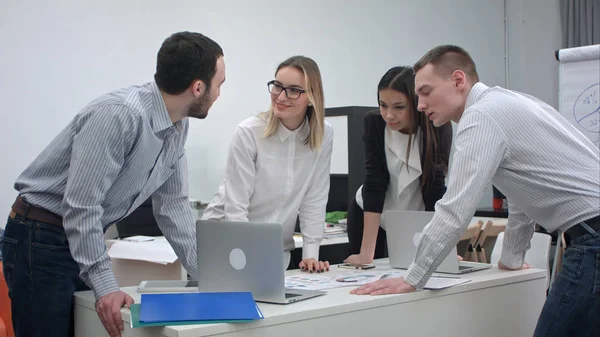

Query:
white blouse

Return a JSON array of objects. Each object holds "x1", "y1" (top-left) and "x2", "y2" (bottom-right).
[
  {"x1": 356, "y1": 126, "x2": 425, "y2": 229},
  {"x1": 202, "y1": 115, "x2": 334, "y2": 260}
]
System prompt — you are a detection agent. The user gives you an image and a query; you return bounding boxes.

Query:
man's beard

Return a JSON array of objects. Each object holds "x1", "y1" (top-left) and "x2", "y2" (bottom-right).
[{"x1": 187, "y1": 91, "x2": 212, "y2": 119}]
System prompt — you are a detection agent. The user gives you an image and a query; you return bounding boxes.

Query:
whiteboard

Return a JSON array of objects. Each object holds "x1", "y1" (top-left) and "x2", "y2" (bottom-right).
[
  {"x1": 557, "y1": 44, "x2": 600, "y2": 147},
  {"x1": 325, "y1": 116, "x2": 348, "y2": 174}
]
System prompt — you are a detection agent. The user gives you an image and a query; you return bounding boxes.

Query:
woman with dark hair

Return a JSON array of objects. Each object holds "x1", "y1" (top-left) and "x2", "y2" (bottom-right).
[{"x1": 344, "y1": 66, "x2": 453, "y2": 266}]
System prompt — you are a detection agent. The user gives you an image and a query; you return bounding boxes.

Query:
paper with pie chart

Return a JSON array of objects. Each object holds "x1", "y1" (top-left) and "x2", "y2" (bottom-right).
[{"x1": 558, "y1": 45, "x2": 600, "y2": 148}]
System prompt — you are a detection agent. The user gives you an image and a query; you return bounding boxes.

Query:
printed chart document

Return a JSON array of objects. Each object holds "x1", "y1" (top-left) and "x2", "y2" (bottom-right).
[{"x1": 285, "y1": 270, "x2": 470, "y2": 291}]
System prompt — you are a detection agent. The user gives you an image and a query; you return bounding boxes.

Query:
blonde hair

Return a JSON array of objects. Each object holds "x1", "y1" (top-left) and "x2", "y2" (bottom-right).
[{"x1": 261, "y1": 55, "x2": 325, "y2": 151}]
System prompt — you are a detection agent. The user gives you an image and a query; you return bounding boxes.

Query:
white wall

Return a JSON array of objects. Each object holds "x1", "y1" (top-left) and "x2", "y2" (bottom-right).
[
  {"x1": 0, "y1": 0, "x2": 560, "y2": 226},
  {"x1": 507, "y1": 0, "x2": 562, "y2": 109}
]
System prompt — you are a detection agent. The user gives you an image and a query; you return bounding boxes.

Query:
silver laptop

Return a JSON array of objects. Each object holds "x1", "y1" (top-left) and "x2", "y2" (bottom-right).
[
  {"x1": 383, "y1": 210, "x2": 492, "y2": 274},
  {"x1": 196, "y1": 219, "x2": 325, "y2": 304}
]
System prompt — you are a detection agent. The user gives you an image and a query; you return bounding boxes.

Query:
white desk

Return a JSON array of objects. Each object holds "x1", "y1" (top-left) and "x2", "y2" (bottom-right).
[{"x1": 74, "y1": 259, "x2": 547, "y2": 337}]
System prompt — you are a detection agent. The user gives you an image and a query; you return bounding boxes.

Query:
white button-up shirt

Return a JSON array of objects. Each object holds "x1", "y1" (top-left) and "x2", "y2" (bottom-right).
[
  {"x1": 202, "y1": 115, "x2": 334, "y2": 260},
  {"x1": 356, "y1": 127, "x2": 425, "y2": 228}
]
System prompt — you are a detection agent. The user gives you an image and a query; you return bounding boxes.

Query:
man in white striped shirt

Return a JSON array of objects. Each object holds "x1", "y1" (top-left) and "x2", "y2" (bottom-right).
[
  {"x1": 352, "y1": 45, "x2": 600, "y2": 336},
  {"x1": 1, "y1": 32, "x2": 226, "y2": 337}
]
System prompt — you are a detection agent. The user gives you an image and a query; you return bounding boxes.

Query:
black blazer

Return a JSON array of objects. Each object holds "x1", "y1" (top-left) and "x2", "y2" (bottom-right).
[{"x1": 361, "y1": 113, "x2": 452, "y2": 213}]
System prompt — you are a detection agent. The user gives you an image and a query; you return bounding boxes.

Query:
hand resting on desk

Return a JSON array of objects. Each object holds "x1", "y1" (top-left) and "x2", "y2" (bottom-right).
[
  {"x1": 344, "y1": 254, "x2": 373, "y2": 266},
  {"x1": 299, "y1": 258, "x2": 330, "y2": 273},
  {"x1": 96, "y1": 290, "x2": 134, "y2": 337},
  {"x1": 350, "y1": 276, "x2": 416, "y2": 295},
  {"x1": 498, "y1": 261, "x2": 531, "y2": 270},
  {"x1": 351, "y1": 260, "x2": 532, "y2": 295}
]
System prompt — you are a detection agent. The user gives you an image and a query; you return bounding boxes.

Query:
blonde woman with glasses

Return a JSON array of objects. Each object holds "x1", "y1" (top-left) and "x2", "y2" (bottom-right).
[{"x1": 202, "y1": 55, "x2": 333, "y2": 273}]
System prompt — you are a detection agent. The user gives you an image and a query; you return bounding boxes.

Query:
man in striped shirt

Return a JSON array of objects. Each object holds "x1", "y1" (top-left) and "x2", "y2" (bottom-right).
[
  {"x1": 352, "y1": 45, "x2": 600, "y2": 336},
  {"x1": 1, "y1": 32, "x2": 226, "y2": 337}
]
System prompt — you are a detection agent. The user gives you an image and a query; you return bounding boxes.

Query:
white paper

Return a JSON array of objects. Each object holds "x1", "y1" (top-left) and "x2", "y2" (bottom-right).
[
  {"x1": 423, "y1": 277, "x2": 471, "y2": 289},
  {"x1": 285, "y1": 271, "x2": 383, "y2": 290},
  {"x1": 108, "y1": 237, "x2": 178, "y2": 264},
  {"x1": 285, "y1": 270, "x2": 470, "y2": 291},
  {"x1": 123, "y1": 235, "x2": 155, "y2": 242},
  {"x1": 379, "y1": 271, "x2": 470, "y2": 290}
]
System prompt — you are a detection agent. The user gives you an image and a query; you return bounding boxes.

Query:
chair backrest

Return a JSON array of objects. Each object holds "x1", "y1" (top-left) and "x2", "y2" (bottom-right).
[
  {"x1": 490, "y1": 232, "x2": 552, "y2": 289},
  {"x1": 0, "y1": 262, "x2": 14, "y2": 337}
]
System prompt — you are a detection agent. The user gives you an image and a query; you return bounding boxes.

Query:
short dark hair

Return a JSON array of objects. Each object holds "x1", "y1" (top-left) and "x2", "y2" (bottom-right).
[
  {"x1": 154, "y1": 31, "x2": 224, "y2": 95},
  {"x1": 413, "y1": 45, "x2": 479, "y2": 83}
]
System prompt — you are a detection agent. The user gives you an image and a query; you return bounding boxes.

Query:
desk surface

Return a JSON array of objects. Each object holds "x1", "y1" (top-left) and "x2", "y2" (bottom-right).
[{"x1": 74, "y1": 259, "x2": 545, "y2": 337}]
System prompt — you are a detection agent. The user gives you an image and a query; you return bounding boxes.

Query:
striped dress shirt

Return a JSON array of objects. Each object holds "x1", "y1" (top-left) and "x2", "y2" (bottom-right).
[
  {"x1": 14, "y1": 81, "x2": 198, "y2": 300},
  {"x1": 405, "y1": 82, "x2": 600, "y2": 289}
]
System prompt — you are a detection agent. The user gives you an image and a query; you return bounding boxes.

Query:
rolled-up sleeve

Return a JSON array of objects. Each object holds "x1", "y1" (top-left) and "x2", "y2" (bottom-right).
[{"x1": 500, "y1": 202, "x2": 535, "y2": 268}]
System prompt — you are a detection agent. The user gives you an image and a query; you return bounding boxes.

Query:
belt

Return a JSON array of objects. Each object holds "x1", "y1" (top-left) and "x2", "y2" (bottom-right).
[
  {"x1": 564, "y1": 215, "x2": 600, "y2": 243},
  {"x1": 9, "y1": 196, "x2": 63, "y2": 227}
]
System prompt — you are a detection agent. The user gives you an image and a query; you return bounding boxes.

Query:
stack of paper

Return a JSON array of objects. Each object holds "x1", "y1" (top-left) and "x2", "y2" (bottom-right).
[
  {"x1": 324, "y1": 223, "x2": 347, "y2": 238},
  {"x1": 131, "y1": 292, "x2": 264, "y2": 328},
  {"x1": 108, "y1": 237, "x2": 177, "y2": 265}
]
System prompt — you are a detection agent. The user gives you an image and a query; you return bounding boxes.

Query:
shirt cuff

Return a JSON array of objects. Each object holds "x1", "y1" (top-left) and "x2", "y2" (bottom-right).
[
  {"x1": 89, "y1": 269, "x2": 120, "y2": 301},
  {"x1": 500, "y1": 249, "x2": 525, "y2": 269},
  {"x1": 404, "y1": 262, "x2": 432, "y2": 290},
  {"x1": 302, "y1": 242, "x2": 320, "y2": 261}
]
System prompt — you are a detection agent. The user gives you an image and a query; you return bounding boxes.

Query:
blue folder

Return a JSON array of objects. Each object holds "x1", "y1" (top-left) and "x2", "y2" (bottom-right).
[{"x1": 139, "y1": 292, "x2": 264, "y2": 323}]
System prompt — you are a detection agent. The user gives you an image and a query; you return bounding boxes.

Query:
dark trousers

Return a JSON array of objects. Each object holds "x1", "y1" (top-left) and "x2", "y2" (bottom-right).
[
  {"x1": 533, "y1": 220, "x2": 600, "y2": 337},
  {"x1": 1, "y1": 214, "x2": 89, "y2": 337},
  {"x1": 346, "y1": 196, "x2": 388, "y2": 259}
]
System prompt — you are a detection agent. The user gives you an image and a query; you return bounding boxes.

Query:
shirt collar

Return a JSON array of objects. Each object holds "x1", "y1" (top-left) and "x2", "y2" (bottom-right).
[
  {"x1": 276, "y1": 117, "x2": 310, "y2": 142},
  {"x1": 149, "y1": 81, "x2": 179, "y2": 134},
  {"x1": 465, "y1": 82, "x2": 489, "y2": 110}
]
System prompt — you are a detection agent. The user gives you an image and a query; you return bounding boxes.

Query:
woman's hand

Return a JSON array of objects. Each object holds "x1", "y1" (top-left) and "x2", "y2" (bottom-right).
[
  {"x1": 344, "y1": 254, "x2": 374, "y2": 266},
  {"x1": 299, "y1": 258, "x2": 330, "y2": 273}
]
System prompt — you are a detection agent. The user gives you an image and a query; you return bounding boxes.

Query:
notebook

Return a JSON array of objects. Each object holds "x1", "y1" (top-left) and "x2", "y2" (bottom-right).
[
  {"x1": 129, "y1": 304, "x2": 255, "y2": 328},
  {"x1": 139, "y1": 292, "x2": 264, "y2": 323}
]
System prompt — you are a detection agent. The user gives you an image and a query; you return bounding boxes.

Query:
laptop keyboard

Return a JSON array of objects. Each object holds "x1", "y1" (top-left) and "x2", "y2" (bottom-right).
[
  {"x1": 458, "y1": 265, "x2": 473, "y2": 271},
  {"x1": 285, "y1": 293, "x2": 301, "y2": 299}
]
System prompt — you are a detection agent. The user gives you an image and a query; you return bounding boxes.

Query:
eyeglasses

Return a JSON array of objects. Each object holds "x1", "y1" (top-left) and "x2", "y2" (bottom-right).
[{"x1": 267, "y1": 80, "x2": 305, "y2": 100}]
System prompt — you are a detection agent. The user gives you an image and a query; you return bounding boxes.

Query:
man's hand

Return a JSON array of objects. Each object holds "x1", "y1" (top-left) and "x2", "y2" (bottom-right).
[
  {"x1": 95, "y1": 291, "x2": 135, "y2": 337},
  {"x1": 344, "y1": 254, "x2": 373, "y2": 266},
  {"x1": 299, "y1": 258, "x2": 330, "y2": 273},
  {"x1": 350, "y1": 276, "x2": 416, "y2": 295},
  {"x1": 498, "y1": 261, "x2": 532, "y2": 270}
]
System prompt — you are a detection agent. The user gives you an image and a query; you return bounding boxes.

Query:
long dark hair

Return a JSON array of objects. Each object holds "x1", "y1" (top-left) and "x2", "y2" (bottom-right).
[{"x1": 377, "y1": 66, "x2": 448, "y2": 188}]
